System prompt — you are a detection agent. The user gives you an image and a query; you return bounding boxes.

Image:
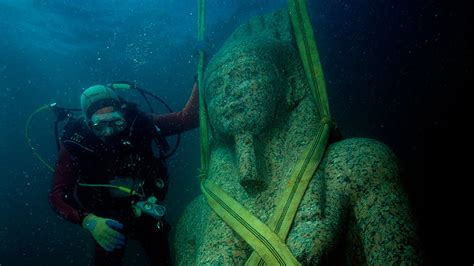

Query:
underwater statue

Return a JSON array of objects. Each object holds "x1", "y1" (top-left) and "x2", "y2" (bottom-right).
[{"x1": 174, "y1": 10, "x2": 421, "y2": 265}]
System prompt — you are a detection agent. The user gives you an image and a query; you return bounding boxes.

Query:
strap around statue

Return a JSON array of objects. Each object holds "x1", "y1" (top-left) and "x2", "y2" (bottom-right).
[{"x1": 196, "y1": 0, "x2": 332, "y2": 264}]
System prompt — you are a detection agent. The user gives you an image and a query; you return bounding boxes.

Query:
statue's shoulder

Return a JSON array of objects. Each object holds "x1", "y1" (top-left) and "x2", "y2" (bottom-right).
[
  {"x1": 175, "y1": 195, "x2": 207, "y2": 236},
  {"x1": 326, "y1": 138, "x2": 396, "y2": 160},
  {"x1": 181, "y1": 195, "x2": 207, "y2": 218},
  {"x1": 323, "y1": 138, "x2": 399, "y2": 192}
]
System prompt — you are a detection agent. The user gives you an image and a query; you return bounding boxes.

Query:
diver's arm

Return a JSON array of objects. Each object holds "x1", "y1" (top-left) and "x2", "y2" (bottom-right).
[
  {"x1": 49, "y1": 146, "x2": 89, "y2": 225},
  {"x1": 151, "y1": 82, "x2": 199, "y2": 136}
]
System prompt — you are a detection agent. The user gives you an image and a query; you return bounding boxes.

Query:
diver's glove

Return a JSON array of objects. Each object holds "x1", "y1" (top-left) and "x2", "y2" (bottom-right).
[{"x1": 82, "y1": 214, "x2": 126, "y2": 252}]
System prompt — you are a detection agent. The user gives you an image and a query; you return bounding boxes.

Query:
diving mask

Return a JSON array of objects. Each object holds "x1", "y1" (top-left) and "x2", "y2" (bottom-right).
[{"x1": 90, "y1": 111, "x2": 127, "y2": 137}]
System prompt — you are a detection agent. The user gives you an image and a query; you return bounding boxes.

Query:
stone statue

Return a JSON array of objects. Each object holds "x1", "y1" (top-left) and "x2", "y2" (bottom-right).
[{"x1": 174, "y1": 10, "x2": 421, "y2": 265}]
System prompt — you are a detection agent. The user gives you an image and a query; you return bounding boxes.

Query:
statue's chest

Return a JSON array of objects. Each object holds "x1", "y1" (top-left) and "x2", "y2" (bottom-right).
[{"x1": 204, "y1": 151, "x2": 336, "y2": 263}]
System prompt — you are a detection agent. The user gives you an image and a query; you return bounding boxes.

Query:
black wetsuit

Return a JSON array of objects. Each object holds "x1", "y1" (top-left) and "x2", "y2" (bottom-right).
[{"x1": 61, "y1": 109, "x2": 171, "y2": 266}]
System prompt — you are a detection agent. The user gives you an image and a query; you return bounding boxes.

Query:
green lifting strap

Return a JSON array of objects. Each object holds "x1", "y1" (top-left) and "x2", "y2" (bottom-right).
[
  {"x1": 247, "y1": 1, "x2": 333, "y2": 264},
  {"x1": 197, "y1": 0, "x2": 210, "y2": 173},
  {"x1": 288, "y1": 0, "x2": 331, "y2": 117},
  {"x1": 246, "y1": 123, "x2": 330, "y2": 266},
  {"x1": 201, "y1": 180, "x2": 301, "y2": 265},
  {"x1": 195, "y1": 0, "x2": 301, "y2": 263},
  {"x1": 196, "y1": 0, "x2": 332, "y2": 264}
]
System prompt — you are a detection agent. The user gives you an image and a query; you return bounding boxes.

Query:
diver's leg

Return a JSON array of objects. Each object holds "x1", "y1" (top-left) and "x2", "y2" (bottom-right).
[
  {"x1": 137, "y1": 218, "x2": 172, "y2": 266},
  {"x1": 93, "y1": 242, "x2": 126, "y2": 266}
]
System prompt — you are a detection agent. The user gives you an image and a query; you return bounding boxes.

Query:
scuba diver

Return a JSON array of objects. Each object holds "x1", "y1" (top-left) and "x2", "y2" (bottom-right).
[{"x1": 48, "y1": 82, "x2": 198, "y2": 265}]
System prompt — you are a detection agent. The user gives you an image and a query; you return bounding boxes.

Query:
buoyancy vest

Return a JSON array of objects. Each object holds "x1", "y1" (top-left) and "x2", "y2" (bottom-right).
[{"x1": 61, "y1": 108, "x2": 169, "y2": 217}]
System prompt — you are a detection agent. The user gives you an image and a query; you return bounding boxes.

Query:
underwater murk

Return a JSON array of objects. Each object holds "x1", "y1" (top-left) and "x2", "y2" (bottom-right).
[{"x1": 0, "y1": 0, "x2": 467, "y2": 265}]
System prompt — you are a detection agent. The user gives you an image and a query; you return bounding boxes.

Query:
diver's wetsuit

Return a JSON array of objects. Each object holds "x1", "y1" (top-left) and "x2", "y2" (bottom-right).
[{"x1": 49, "y1": 84, "x2": 198, "y2": 266}]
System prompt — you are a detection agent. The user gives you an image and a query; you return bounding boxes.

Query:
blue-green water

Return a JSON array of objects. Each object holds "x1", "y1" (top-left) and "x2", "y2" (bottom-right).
[{"x1": 0, "y1": 0, "x2": 468, "y2": 264}]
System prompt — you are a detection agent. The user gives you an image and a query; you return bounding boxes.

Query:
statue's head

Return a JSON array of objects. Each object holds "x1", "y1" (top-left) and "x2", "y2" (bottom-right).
[
  {"x1": 204, "y1": 10, "x2": 309, "y2": 138},
  {"x1": 204, "y1": 39, "x2": 286, "y2": 136},
  {"x1": 202, "y1": 10, "x2": 322, "y2": 193}
]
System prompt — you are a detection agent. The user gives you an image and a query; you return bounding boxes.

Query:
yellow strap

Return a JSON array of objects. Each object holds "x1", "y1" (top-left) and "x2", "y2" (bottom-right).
[
  {"x1": 197, "y1": 0, "x2": 210, "y2": 172},
  {"x1": 198, "y1": 0, "x2": 205, "y2": 41},
  {"x1": 201, "y1": 180, "x2": 301, "y2": 265},
  {"x1": 196, "y1": 0, "x2": 332, "y2": 264},
  {"x1": 247, "y1": 1, "x2": 333, "y2": 264},
  {"x1": 246, "y1": 123, "x2": 330, "y2": 265},
  {"x1": 288, "y1": 0, "x2": 330, "y2": 117}
]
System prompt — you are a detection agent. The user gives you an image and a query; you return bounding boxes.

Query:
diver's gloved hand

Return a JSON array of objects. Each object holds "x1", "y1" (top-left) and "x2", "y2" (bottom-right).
[{"x1": 82, "y1": 214, "x2": 126, "y2": 252}]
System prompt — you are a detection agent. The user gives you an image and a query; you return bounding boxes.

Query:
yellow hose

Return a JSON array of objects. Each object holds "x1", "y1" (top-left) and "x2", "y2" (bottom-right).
[
  {"x1": 25, "y1": 104, "x2": 55, "y2": 172},
  {"x1": 26, "y1": 104, "x2": 145, "y2": 199},
  {"x1": 78, "y1": 183, "x2": 144, "y2": 197}
]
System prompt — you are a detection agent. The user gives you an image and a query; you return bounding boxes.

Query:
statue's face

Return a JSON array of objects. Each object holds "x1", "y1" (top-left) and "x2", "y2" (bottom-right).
[{"x1": 205, "y1": 54, "x2": 281, "y2": 136}]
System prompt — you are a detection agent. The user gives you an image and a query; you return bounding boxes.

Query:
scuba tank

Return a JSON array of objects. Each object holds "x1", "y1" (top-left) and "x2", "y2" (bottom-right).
[{"x1": 26, "y1": 82, "x2": 184, "y2": 224}]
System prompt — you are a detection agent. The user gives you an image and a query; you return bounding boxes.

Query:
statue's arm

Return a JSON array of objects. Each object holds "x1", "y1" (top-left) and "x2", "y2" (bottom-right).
[
  {"x1": 348, "y1": 138, "x2": 422, "y2": 264},
  {"x1": 174, "y1": 196, "x2": 204, "y2": 265}
]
